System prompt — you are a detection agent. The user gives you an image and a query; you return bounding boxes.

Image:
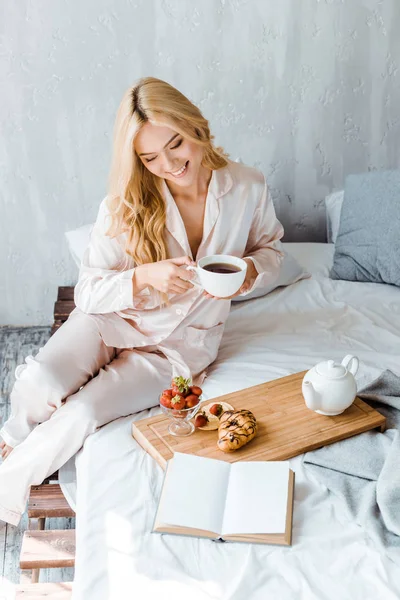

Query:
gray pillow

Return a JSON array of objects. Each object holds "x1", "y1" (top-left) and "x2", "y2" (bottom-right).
[{"x1": 330, "y1": 170, "x2": 400, "y2": 286}]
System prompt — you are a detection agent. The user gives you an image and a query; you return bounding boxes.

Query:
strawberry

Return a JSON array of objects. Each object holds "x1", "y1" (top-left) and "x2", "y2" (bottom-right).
[
  {"x1": 162, "y1": 389, "x2": 173, "y2": 398},
  {"x1": 194, "y1": 413, "x2": 209, "y2": 428},
  {"x1": 171, "y1": 376, "x2": 191, "y2": 396},
  {"x1": 191, "y1": 386, "x2": 202, "y2": 396},
  {"x1": 160, "y1": 393, "x2": 172, "y2": 409},
  {"x1": 170, "y1": 394, "x2": 186, "y2": 410},
  {"x1": 209, "y1": 403, "x2": 223, "y2": 417},
  {"x1": 185, "y1": 394, "x2": 200, "y2": 408}
]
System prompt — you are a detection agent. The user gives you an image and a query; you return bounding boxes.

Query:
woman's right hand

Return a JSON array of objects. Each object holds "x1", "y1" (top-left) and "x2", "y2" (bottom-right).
[{"x1": 133, "y1": 256, "x2": 196, "y2": 295}]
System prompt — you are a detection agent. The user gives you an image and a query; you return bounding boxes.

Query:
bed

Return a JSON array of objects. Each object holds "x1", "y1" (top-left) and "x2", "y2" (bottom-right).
[{"x1": 59, "y1": 242, "x2": 400, "y2": 600}]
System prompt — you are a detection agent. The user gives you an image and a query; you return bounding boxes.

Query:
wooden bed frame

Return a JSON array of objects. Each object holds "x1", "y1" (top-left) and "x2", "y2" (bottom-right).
[{"x1": 16, "y1": 286, "x2": 76, "y2": 599}]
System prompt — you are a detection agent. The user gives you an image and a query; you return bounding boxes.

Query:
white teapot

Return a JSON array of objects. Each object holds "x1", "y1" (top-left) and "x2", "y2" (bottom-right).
[{"x1": 302, "y1": 355, "x2": 359, "y2": 416}]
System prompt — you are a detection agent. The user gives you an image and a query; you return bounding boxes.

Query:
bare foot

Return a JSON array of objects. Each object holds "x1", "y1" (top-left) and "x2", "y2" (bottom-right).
[{"x1": 0, "y1": 441, "x2": 14, "y2": 460}]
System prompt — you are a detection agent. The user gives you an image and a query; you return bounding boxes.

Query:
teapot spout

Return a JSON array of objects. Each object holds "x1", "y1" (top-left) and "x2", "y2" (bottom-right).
[{"x1": 302, "y1": 380, "x2": 321, "y2": 411}]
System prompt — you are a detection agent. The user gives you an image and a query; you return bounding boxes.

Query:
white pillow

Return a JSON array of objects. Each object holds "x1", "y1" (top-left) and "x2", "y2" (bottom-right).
[
  {"x1": 284, "y1": 242, "x2": 334, "y2": 278},
  {"x1": 64, "y1": 227, "x2": 309, "y2": 298},
  {"x1": 65, "y1": 223, "x2": 93, "y2": 267},
  {"x1": 325, "y1": 190, "x2": 344, "y2": 243}
]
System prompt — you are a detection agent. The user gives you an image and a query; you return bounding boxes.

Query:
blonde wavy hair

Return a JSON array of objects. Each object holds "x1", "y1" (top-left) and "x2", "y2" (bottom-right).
[{"x1": 106, "y1": 77, "x2": 228, "y2": 266}]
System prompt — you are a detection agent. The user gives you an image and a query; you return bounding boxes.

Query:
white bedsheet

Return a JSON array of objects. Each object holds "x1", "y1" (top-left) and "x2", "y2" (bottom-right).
[{"x1": 60, "y1": 243, "x2": 400, "y2": 600}]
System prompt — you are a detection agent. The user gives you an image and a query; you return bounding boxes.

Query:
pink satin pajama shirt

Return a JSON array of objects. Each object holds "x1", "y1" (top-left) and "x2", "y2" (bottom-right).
[
  {"x1": 74, "y1": 160, "x2": 284, "y2": 379},
  {"x1": 0, "y1": 161, "x2": 284, "y2": 527}
]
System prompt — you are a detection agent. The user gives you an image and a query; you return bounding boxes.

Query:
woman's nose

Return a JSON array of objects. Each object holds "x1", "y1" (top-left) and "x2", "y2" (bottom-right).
[{"x1": 163, "y1": 149, "x2": 177, "y2": 172}]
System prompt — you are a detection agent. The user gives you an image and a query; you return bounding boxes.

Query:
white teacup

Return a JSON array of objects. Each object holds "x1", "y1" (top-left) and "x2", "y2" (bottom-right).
[{"x1": 187, "y1": 254, "x2": 247, "y2": 298}]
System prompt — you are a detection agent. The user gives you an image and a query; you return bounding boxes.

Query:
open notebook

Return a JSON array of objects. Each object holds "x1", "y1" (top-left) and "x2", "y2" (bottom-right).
[{"x1": 153, "y1": 452, "x2": 295, "y2": 545}]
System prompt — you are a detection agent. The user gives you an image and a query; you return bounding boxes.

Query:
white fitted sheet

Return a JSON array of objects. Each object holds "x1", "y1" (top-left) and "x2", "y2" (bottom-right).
[{"x1": 60, "y1": 243, "x2": 400, "y2": 600}]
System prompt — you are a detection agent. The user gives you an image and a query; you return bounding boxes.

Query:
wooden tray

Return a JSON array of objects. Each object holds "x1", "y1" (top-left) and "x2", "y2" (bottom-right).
[{"x1": 131, "y1": 371, "x2": 386, "y2": 470}]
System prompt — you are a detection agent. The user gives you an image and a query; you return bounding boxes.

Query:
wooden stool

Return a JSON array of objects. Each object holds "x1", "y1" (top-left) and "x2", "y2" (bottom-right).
[
  {"x1": 23, "y1": 486, "x2": 76, "y2": 583},
  {"x1": 51, "y1": 287, "x2": 75, "y2": 335},
  {"x1": 28, "y1": 483, "x2": 75, "y2": 531},
  {"x1": 20, "y1": 529, "x2": 75, "y2": 578}
]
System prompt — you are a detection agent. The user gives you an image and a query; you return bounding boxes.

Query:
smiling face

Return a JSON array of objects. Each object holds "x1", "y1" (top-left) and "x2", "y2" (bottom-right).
[{"x1": 134, "y1": 122, "x2": 205, "y2": 189}]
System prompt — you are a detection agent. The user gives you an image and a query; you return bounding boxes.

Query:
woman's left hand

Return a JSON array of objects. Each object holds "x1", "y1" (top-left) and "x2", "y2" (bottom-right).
[{"x1": 203, "y1": 258, "x2": 258, "y2": 300}]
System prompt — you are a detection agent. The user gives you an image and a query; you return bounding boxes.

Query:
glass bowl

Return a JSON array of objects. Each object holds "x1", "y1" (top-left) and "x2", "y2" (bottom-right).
[{"x1": 160, "y1": 396, "x2": 202, "y2": 436}]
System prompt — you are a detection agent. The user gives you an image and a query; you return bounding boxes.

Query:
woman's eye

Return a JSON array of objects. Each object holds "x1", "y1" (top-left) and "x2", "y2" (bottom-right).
[
  {"x1": 170, "y1": 139, "x2": 182, "y2": 150},
  {"x1": 144, "y1": 138, "x2": 182, "y2": 163}
]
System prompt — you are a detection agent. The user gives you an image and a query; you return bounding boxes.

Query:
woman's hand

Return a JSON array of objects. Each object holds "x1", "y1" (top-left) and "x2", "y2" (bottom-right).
[
  {"x1": 203, "y1": 258, "x2": 258, "y2": 300},
  {"x1": 133, "y1": 256, "x2": 196, "y2": 295}
]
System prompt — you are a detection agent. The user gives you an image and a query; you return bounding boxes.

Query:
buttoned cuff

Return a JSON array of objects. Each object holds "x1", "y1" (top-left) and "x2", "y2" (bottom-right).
[
  {"x1": 118, "y1": 268, "x2": 136, "y2": 310},
  {"x1": 240, "y1": 257, "x2": 279, "y2": 297},
  {"x1": 120, "y1": 268, "x2": 158, "y2": 310}
]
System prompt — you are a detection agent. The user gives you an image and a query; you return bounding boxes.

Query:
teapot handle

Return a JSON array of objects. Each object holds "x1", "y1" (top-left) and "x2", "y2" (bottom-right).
[{"x1": 341, "y1": 355, "x2": 359, "y2": 376}]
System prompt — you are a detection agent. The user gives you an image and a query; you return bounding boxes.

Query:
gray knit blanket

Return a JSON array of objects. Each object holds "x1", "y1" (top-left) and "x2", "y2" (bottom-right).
[{"x1": 304, "y1": 370, "x2": 400, "y2": 564}]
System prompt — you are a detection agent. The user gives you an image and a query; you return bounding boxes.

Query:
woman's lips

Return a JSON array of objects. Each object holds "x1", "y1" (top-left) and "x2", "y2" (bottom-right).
[{"x1": 169, "y1": 161, "x2": 189, "y2": 178}]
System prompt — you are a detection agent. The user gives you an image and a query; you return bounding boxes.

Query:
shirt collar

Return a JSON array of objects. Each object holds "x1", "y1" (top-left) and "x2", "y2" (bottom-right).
[
  {"x1": 209, "y1": 163, "x2": 233, "y2": 198},
  {"x1": 162, "y1": 164, "x2": 233, "y2": 258},
  {"x1": 162, "y1": 164, "x2": 233, "y2": 201}
]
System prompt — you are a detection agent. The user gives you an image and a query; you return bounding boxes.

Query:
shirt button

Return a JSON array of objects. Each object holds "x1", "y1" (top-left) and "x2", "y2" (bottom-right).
[{"x1": 176, "y1": 309, "x2": 183, "y2": 315}]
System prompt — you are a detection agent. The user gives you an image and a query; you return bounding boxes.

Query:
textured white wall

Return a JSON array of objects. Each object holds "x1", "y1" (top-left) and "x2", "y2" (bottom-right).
[{"x1": 1, "y1": 0, "x2": 399, "y2": 325}]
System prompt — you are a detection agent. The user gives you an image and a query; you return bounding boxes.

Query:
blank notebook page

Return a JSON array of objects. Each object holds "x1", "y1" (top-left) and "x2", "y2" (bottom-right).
[
  {"x1": 156, "y1": 452, "x2": 231, "y2": 534},
  {"x1": 221, "y1": 461, "x2": 289, "y2": 536}
]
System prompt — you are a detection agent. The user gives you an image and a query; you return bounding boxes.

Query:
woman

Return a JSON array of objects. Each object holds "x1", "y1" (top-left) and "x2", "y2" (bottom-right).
[{"x1": 0, "y1": 77, "x2": 283, "y2": 525}]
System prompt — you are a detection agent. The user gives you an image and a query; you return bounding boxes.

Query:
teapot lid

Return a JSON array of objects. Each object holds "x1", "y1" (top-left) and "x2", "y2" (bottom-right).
[{"x1": 315, "y1": 360, "x2": 346, "y2": 379}]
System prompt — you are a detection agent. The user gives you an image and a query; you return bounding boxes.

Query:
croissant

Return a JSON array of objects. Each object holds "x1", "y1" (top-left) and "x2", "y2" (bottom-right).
[{"x1": 217, "y1": 409, "x2": 257, "y2": 453}]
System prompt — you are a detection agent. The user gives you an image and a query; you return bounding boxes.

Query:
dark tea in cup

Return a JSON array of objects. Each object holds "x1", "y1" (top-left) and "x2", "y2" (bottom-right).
[{"x1": 202, "y1": 263, "x2": 242, "y2": 274}]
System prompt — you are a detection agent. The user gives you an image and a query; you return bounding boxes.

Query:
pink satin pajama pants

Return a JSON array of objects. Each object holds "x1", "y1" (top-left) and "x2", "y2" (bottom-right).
[{"x1": 0, "y1": 310, "x2": 172, "y2": 525}]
